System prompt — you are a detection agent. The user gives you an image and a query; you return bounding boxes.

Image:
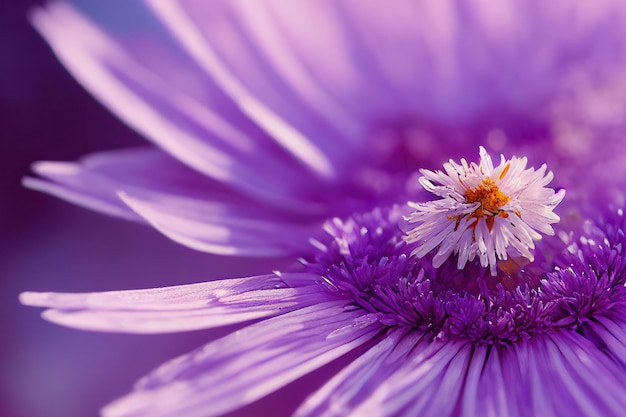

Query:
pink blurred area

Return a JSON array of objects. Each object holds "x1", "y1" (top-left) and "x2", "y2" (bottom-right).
[{"x1": 0, "y1": 1, "x2": 319, "y2": 416}]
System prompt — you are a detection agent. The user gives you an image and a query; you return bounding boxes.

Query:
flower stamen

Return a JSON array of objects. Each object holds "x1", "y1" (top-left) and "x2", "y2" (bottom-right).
[
  {"x1": 465, "y1": 178, "x2": 510, "y2": 215},
  {"x1": 464, "y1": 178, "x2": 511, "y2": 231},
  {"x1": 404, "y1": 146, "x2": 565, "y2": 275}
]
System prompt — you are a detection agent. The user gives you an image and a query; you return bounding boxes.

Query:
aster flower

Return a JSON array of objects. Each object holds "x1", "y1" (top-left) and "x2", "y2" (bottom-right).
[
  {"x1": 21, "y1": 1, "x2": 626, "y2": 417},
  {"x1": 404, "y1": 146, "x2": 565, "y2": 274},
  {"x1": 21, "y1": 204, "x2": 626, "y2": 416}
]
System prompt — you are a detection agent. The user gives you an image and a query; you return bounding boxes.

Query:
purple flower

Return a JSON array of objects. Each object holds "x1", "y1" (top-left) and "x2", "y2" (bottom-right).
[{"x1": 21, "y1": 1, "x2": 626, "y2": 416}]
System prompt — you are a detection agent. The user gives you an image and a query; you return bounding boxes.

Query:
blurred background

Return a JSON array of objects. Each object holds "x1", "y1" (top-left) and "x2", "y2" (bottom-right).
[{"x1": 0, "y1": 1, "x2": 312, "y2": 416}]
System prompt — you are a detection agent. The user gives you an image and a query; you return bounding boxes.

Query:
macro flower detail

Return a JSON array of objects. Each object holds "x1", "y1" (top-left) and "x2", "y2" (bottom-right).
[
  {"x1": 404, "y1": 146, "x2": 565, "y2": 274},
  {"x1": 19, "y1": 1, "x2": 626, "y2": 417},
  {"x1": 21, "y1": 206, "x2": 626, "y2": 416}
]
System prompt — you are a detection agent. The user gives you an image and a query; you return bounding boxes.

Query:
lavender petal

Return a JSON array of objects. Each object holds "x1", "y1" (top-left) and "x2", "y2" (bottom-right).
[
  {"x1": 473, "y1": 332, "x2": 626, "y2": 417},
  {"x1": 26, "y1": 147, "x2": 321, "y2": 256},
  {"x1": 31, "y1": 2, "x2": 331, "y2": 206},
  {"x1": 294, "y1": 327, "x2": 420, "y2": 417},
  {"x1": 102, "y1": 301, "x2": 381, "y2": 417},
  {"x1": 349, "y1": 339, "x2": 473, "y2": 416},
  {"x1": 19, "y1": 273, "x2": 326, "y2": 333}
]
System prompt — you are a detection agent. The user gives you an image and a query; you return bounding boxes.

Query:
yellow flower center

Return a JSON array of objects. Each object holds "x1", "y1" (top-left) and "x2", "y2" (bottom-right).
[{"x1": 465, "y1": 178, "x2": 510, "y2": 216}]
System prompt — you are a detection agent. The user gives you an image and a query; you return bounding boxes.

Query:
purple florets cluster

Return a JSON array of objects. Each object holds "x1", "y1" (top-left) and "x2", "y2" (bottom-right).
[
  {"x1": 544, "y1": 209, "x2": 626, "y2": 334},
  {"x1": 302, "y1": 206, "x2": 626, "y2": 347}
]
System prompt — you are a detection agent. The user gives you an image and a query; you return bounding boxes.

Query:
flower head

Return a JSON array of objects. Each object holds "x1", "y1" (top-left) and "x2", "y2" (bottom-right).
[
  {"x1": 19, "y1": 1, "x2": 626, "y2": 417},
  {"x1": 20, "y1": 205, "x2": 626, "y2": 417},
  {"x1": 405, "y1": 146, "x2": 565, "y2": 274}
]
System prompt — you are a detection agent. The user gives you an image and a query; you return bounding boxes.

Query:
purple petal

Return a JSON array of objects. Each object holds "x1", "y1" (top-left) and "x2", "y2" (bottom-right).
[
  {"x1": 102, "y1": 302, "x2": 381, "y2": 417},
  {"x1": 151, "y1": 0, "x2": 626, "y2": 132},
  {"x1": 24, "y1": 147, "x2": 227, "y2": 221},
  {"x1": 118, "y1": 191, "x2": 318, "y2": 257},
  {"x1": 19, "y1": 273, "x2": 326, "y2": 333},
  {"x1": 25, "y1": 147, "x2": 322, "y2": 256},
  {"x1": 472, "y1": 331, "x2": 626, "y2": 417},
  {"x1": 349, "y1": 339, "x2": 473, "y2": 416},
  {"x1": 23, "y1": 174, "x2": 140, "y2": 222},
  {"x1": 588, "y1": 310, "x2": 626, "y2": 367},
  {"x1": 294, "y1": 327, "x2": 420, "y2": 417},
  {"x1": 147, "y1": 0, "x2": 403, "y2": 147},
  {"x1": 31, "y1": 2, "x2": 330, "y2": 205},
  {"x1": 147, "y1": 0, "x2": 356, "y2": 179},
  {"x1": 465, "y1": 346, "x2": 518, "y2": 417}
]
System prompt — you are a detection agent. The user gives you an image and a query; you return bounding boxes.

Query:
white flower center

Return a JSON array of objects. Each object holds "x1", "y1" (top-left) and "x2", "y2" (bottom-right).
[{"x1": 404, "y1": 146, "x2": 565, "y2": 275}]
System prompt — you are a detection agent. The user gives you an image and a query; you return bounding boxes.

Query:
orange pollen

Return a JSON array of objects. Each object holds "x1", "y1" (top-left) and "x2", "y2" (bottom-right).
[{"x1": 464, "y1": 178, "x2": 511, "y2": 218}]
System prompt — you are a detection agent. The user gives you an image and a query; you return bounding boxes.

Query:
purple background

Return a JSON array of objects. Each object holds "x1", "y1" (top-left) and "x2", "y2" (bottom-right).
[{"x1": 1, "y1": 1, "x2": 330, "y2": 416}]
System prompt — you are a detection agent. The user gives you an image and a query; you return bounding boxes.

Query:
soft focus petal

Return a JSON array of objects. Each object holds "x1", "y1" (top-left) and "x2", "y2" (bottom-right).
[
  {"x1": 102, "y1": 302, "x2": 382, "y2": 417},
  {"x1": 151, "y1": 0, "x2": 626, "y2": 129},
  {"x1": 19, "y1": 273, "x2": 325, "y2": 333},
  {"x1": 24, "y1": 147, "x2": 228, "y2": 222},
  {"x1": 118, "y1": 192, "x2": 317, "y2": 257},
  {"x1": 31, "y1": 2, "x2": 332, "y2": 205},
  {"x1": 25, "y1": 147, "x2": 322, "y2": 256},
  {"x1": 22, "y1": 176, "x2": 140, "y2": 222},
  {"x1": 147, "y1": 0, "x2": 351, "y2": 180}
]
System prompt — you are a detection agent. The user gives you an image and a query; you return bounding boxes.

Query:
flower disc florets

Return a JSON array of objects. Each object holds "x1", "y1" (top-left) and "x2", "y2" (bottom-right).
[
  {"x1": 302, "y1": 208, "x2": 556, "y2": 345},
  {"x1": 404, "y1": 146, "x2": 565, "y2": 275},
  {"x1": 302, "y1": 206, "x2": 626, "y2": 347}
]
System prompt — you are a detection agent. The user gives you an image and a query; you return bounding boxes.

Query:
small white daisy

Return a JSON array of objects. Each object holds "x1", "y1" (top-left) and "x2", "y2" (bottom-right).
[{"x1": 404, "y1": 146, "x2": 565, "y2": 275}]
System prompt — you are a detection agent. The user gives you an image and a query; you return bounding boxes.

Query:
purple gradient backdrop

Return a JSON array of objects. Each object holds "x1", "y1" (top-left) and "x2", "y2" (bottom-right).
[{"x1": 0, "y1": 1, "x2": 332, "y2": 416}]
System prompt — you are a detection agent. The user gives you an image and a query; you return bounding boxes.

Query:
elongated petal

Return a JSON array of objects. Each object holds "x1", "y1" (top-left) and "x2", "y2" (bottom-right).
[
  {"x1": 150, "y1": 0, "x2": 626, "y2": 132},
  {"x1": 349, "y1": 339, "x2": 473, "y2": 416},
  {"x1": 23, "y1": 175, "x2": 140, "y2": 222},
  {"x1": 470, "y1": 331, "x2": 626, "y2": 417},
  {"x1": 31, "y1": 2, "x2": 328, "y2": 205},
  {"x1": 102, "y1": 302, "x2": 382, "y2": 417},
  {"x1": 24, "y1": 147, "x2": 236, "y2": 221},
  {"x1": 294, "y1": 328, "x2": 420, "y2": 417},
  {"x1": 588, "y1": 310, "x2": 626, "y2": 367},
  {"x1": 25, "y1": 147, "x2": 322, "y2": 256},
  {"x1": 20, "y1": 273, "x2": 325, "y2": 333},
  {"x1": 147, "y1": 0, "x2": 351, "y2": 180},
  {"x1": 118, "y1": 192, "x2": 318, "y2": 257}
]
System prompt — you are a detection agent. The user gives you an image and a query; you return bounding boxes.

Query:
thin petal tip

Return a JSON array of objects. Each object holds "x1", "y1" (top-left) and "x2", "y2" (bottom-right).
[{"x1": 19, "y1": 291, "x2": 49, "y2": 307}]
